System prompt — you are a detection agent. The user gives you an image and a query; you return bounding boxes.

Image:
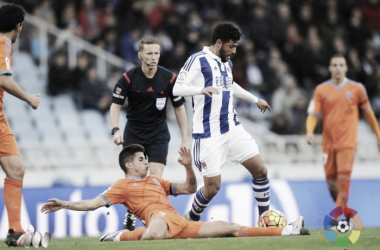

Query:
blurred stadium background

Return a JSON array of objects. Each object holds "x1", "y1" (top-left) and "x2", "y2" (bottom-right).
[{"x1": 0, "y1": 0, "x2": 379, "y2": 238}]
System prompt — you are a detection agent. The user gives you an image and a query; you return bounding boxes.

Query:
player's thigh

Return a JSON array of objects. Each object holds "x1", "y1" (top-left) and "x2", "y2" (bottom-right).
[
  {"x1": 0, "y1": 120, "x2": 20, "y2": 157},
  {"x1": 141, "y1": 218, "x2": 170, "y2": 240},
  {"x1": 198, "y1": 221, "x2": 239, "y2": 238},
  {"x1": 227, "y1": 126, "x2": 262, "y2": 173},
  {"x1": 323, "y1": 149, "x2": 337, "y2": 180},
  {"x1": 173, "y1": 222, "x2": 204, "y2": 239},
  {"x1": 192, "y1": 135, "x2": 229, "y2": 178},
  {"x1": 336, "y1": 149, "x2": 355, "y2": 175}
]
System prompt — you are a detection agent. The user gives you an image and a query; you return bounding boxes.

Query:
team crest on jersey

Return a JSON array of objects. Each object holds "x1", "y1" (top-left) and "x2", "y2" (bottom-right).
[
  {"x1": 156, "y1": 97, "x2": 166, "y2": 110},
  {"x1": 345, "y1": 91, "x2": 352, "y2": 100},
  {"x1": 201, "y1": 162, "x2": 207, "y2": 170},
  {"x1": 115, "y1": 87, "x2": 122, "y2": 94},
  {"x1": 177, "y1": 71, "x2": 188, "y2": 82}
]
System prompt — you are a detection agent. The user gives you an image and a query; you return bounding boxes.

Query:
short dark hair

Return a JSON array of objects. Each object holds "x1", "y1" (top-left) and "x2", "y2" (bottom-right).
[
  {"x1": 330, "y1": 53, "x2": 345, "y2": 62},
  {"x1": 0, "y1": 4, "x2": 25, "y2": 33},
  {"x1": 139, "y1": 37, "x2": 160, "y2": 51},
  {"x1": 119, "y1": 144, "x2": 145, "y2": 173},
  {"x1": 211, "y1": 23, "x2": 242, "y2": 44}
]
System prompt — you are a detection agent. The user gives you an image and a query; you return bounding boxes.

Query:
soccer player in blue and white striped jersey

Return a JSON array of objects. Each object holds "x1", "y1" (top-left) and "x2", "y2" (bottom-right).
[{"x1": 173, "y1": 23, "x2": 272, "y2": 222}]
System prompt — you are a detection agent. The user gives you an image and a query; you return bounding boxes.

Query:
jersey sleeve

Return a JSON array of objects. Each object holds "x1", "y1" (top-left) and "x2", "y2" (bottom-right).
[
  {"x1": 111, "y1": 72, "x2": 130, "y2": 105},
  {"x1": 357, "y1": 83, "x2": 371, "y2": 110},
  {"x1": 0, "y1": 37, "x2": 12, "y2": 76},
  {"x1": 156, "y1": 177, "x2": 177, "y2": 196},
  {"x1": 173, "y1": 56, "x2": 204, "y2": 96},
  {"x1": 99, "y1": 180, "x2": 127, "y2": 207},
  {"x1": 169, "y1": 73, "x2": 185, "y2": 107},
  {"x1": 307, "y1": 87, "x2": 322, "y2": 116}
]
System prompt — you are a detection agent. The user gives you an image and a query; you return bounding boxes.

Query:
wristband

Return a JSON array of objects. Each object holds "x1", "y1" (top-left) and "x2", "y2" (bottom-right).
[{"x1": 111, "y1": 127, "x2": 120, "y2": 135}]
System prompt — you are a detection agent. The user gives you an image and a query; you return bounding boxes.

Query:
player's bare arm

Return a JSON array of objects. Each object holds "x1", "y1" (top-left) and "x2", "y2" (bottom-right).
[
  {"x1": 174, "y1": 148, "x2": 197, "y2": 194},
  {"x1": 41, "y1": 196, "x2": 107, "y2": 213},
  {"x1": 173, "y1": 105, "x2": 189, "y2": 151},
  {"x1": 110, "y1": 103, "x2": 124, "y2": 145},
  {"x1": 201, "y1": 86, "x2": 220, "y2": 97},
  {"x1": 256, "y1": 99, "x2": 272, "y2": 113},
  {"x1": 0, "y1": 75, "x2": 40, "y2": 109},
  {"x1": 306, "y1": 133, "x2": 314, "y2": 145}
]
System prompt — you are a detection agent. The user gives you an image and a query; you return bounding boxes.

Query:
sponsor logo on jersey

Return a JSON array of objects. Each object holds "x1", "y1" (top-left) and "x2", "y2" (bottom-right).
[
  {"x1": 133, "y1": 183, "x2": 139, "y2": 187},
  {"x1": 156, "y1": 97, "x2": 166, "y2": 110},
  {"x1": 215, "y1": 76, "x2": 233, "y2": 90},
  {"x1": 201, "y1": 162, "x2": 207, "y2": 170}
]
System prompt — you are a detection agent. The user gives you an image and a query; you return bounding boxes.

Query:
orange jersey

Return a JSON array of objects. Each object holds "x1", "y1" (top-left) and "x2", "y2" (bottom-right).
[
  {"x1": 0, "y1": 34, "x2": 13, "y2": 121},
  {"x1": 308, "y1": 78, "x2": 371, "y2": 150},
  {"x1": 100, "y1": 175, "x2": 180, "y2": 226}
]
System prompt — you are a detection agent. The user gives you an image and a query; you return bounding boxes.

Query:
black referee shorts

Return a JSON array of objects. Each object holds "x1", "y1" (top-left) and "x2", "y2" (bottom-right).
[{"x1": 123, "y1": 122, "x2": 170, "y2": 165}]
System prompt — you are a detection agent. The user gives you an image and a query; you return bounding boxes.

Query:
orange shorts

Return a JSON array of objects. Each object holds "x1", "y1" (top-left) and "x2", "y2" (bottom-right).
[
  {"x1": 322, "y1": 148, "x2": 355, "y2": 180},
  {"x1": 148, "y1": 211, "x2": 204, "y2": 239},
  {"x1": 0, "y1": 119, "x2": 19, "y2": 157}
]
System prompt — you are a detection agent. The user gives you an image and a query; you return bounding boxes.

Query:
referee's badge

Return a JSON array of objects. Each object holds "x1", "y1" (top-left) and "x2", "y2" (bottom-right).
[{"x1": 156, "y1": 97, "x2": 166, "y2": 110}]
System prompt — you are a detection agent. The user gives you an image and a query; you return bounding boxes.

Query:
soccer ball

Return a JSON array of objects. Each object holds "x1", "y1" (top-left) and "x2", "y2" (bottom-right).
[
  {"x1": 258, "y1": 209, "x2": 287, "y2": 228},
  {"x1": 336, "y1": 220, "x2": 349, "y2": 233}
]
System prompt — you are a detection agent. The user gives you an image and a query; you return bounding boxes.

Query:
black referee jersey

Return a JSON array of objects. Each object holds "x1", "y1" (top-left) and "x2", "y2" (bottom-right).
[{"x1": 112, "y1": 66, "x2": 185, "y2": 127}]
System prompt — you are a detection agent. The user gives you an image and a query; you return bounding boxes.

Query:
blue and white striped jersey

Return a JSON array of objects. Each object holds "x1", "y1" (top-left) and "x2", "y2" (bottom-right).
[{"x1": 174, "y1": 46, "x2": 241, "y2": 139}]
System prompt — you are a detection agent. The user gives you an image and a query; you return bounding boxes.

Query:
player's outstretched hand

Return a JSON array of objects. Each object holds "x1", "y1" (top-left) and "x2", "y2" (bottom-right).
[
  {"x1": 256, "y1": 99, "x2": 271, "y2": 113},
  {"x1": 201, "y1": 86, "x2": 220, "y2": 97},
  {"x1": 28, "y1": 93, "x2": 40, "y2": 110},
  {"x1": 113, "y1": 130, "x2": 124, "y2": 145},
  {"x1": 41, "y1": 198, "x2": 64, "y2": 214},
  {"x1": 178, "y1": 147, "x2": 192, "y2": 167},
  {"x1": 306, "y1": 133, "x2": 314, "y2": 145}
]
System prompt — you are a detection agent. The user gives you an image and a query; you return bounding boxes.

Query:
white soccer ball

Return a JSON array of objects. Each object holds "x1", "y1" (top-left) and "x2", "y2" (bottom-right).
[{"x1": 336, "y1": 220, "x2": 349, "y2": 233}]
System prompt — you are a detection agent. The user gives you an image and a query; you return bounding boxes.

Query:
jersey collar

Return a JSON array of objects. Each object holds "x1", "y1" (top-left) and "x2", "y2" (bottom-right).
[
  {"x1": 203, "y1": 46, "x2": 221, "y2": 61},
  {"x1": 126, "y1": 176, "x2": 146, "y2": 180},
  {"x1": 329, "y1": 77, "x2": 348, "y2": 90}
]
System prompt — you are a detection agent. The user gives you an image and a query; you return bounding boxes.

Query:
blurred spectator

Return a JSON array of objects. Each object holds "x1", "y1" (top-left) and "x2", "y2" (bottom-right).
[
  {"x1": 77, "y1": 0, "x2": 106, "y2": 41},
  {"x1": 361, "y1": 0, "x2": 380, "y2": 32},
  {"x1": 296, "y1": 2, "x2": 314, "y2": 38},
  {"x1": 120, "y1": 28, "x2": 141, "y2": 64},
  {"x1": 149, "y1": 0, "x2": 174, "y2": 31},
  {"x1": 70, "y1": 52, "x2": 90, "y2": 92},
  {"x1": 79, "y1": 66, "x2": 111, "y2": 113},
  {"x1": 348, "y1": 7, "x2": 372, "y2": 56},
  {"x1": 269, "y1": 2, "x2": 293, "y2": 46},
  {"x1": 47, "y1": 52, "x2": 71, "y2": 96},
  {"x1": 362, "y1": 48, "x2": 380, "y2": 100},
  {"x1": 33, "y1": 0, "x2": 56, "y2": 25},
  {"x1": 346, "y1": 48, "x2": 364, "y2": 82},
  {"x1": 249, "y1": 6, "x2": 272, "y2": 52},
  {"x1": 59, "y1": 3, "x2": 81, "y2": 36}
]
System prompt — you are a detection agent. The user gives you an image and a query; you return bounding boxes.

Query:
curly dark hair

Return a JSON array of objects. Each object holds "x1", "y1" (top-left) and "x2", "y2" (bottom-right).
[
  {"x1": 0, "y1": 4, "x2": 25, "y2": 33},
  {"x1": 119, "y1": 144, "x2": 145, "y2": 173},
  {"x1": 211, "y1": 23, "x2": 242, "y2": 44}
]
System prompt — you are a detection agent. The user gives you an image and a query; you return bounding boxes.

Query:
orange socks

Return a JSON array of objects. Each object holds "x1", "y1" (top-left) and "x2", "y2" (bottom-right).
[
  {"x1": 3, "y1": 178, "x2": 23, "y2": 232},
  {"x1": 120, "y1": 227, "x2": 146, "y2": 241},
  {"x1": 237, "y1": 226, "x2": 282, "y2": 237},
  {"x1": 336, "y1": 174, "x2": 350, "y2": 208}
]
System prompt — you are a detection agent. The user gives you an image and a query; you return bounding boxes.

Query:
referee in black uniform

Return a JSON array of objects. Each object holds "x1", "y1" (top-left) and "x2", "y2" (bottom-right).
[{"x1": 110, "y1": 37, "x2": 188, "y2": 230}]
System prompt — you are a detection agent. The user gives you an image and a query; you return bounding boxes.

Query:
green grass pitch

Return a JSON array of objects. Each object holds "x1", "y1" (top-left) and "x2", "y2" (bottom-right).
[{"x1": 4, "y1": 228, "x2": 378, "y2": 250}]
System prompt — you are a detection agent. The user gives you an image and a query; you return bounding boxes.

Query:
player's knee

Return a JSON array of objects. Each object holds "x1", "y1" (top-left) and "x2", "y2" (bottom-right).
[
  {"x1": 253, "y1": 166, "x2": 267, "y2": 179},
  {"x1": 7, "y1": 164, "x2": 25, "y2": 181},
  {"x1": 203, "y1": 185, "x2": 220, "y2": 199},
  {"x1": 142, "y1": 230, "x2": 164, "y2": 240}
]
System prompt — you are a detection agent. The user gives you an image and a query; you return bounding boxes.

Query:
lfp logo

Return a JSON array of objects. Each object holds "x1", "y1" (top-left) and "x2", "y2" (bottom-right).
[{"x1": 323, "y1": 206, "x2": 363, "y2": 246}]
